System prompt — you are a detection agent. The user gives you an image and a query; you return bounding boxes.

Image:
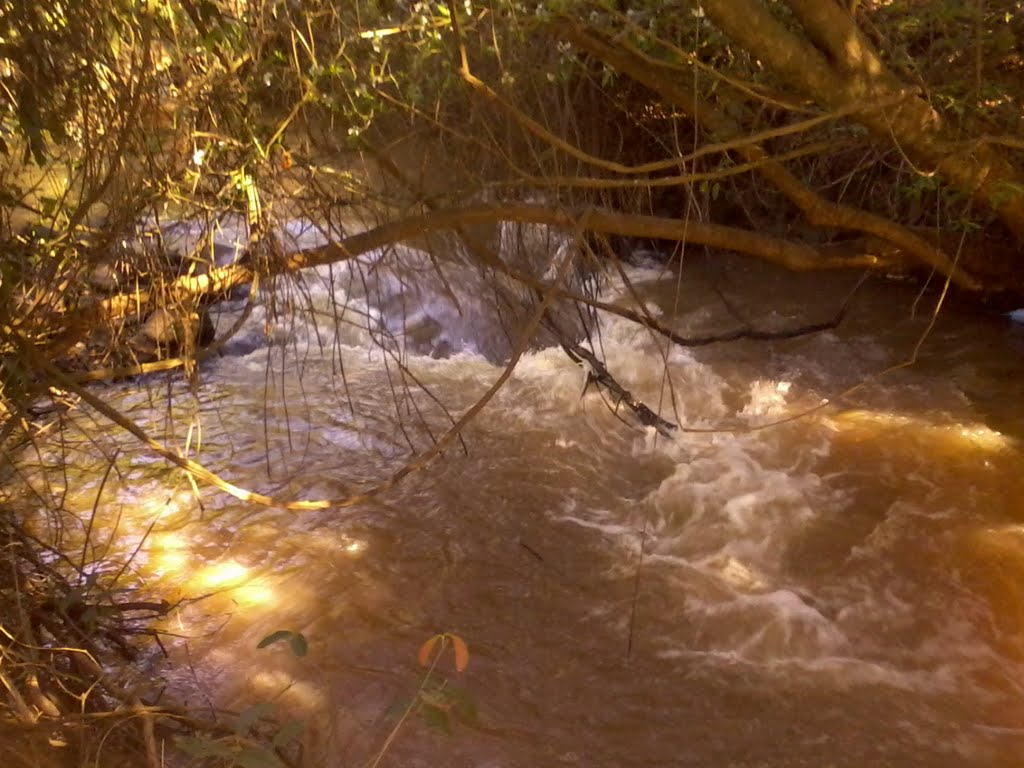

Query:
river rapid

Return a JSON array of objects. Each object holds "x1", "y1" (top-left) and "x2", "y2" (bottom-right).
[{"x1": 13, "y1": 224, "x2": 1024, "y2": 767}]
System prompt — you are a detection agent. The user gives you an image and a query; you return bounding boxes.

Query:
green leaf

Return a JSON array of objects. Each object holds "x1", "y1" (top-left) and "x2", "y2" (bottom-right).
[
  {"x1": 272, "y1": 719, "x2": 307, "y2": 749},
  {"x1": 175, "y1": 736, "x2": 235, "y2": 760},
  {"x1": 236, "y1": 701, "x2": 277, "y2": 735},
  {"x1": 421, "y1": 703, "x2": 452, "y2": 735},
  {"x1": 258, "y1": 630, "x2": 308, "y2": 657},
  {"x1": 196, "y1": 0, "x2": 223, "y2": 25},
  {"x1": 288, "y1": 633, "x2": 308, "y2": 657},
  {"x1": 234, "y1": 746, "x2": 284, "y2": 768},
  {"x1": 38, "y1": 196, "x2": 61, "y2": 218},
  {"x1": 16, "y1": 85, "x2": 48, "y2": 165},
  {"x1": 418, "y1": 688, "x2": 450, "y2": 710},
  {"x1": 257, "y1": 630, "x2": 294, "y2": 649},
  {"x1": 445, "y1": 686, "x2": 479, "y2": 726}
]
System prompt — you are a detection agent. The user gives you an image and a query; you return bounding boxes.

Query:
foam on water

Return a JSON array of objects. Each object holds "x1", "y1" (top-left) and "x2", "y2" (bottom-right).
[
  {"x1": 486, "y1": 266, "x2": 1024, "y2": 709},
  {"x1": 19, "y1": 223, "x2": 1024, "y2": 765},
  {"x1": 210, "y1": 240, "x2": 551, "y2": 368},
  {"x1": 468, "y1": 277, "x2": 887, "y2": 673}
]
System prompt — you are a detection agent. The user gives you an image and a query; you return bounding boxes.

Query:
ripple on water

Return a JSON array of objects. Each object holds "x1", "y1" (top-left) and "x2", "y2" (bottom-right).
[{"x1": 10, "y1": 256, "x2": 1024, "y2": 767}]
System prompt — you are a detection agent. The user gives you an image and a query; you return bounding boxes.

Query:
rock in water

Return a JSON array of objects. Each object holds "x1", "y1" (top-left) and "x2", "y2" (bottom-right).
[{"x1": 130, "y1": 307, "x2": 215, "y2": 361}]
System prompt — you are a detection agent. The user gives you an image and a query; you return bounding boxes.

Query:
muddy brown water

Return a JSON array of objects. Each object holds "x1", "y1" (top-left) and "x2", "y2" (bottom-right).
[{"x1": 12, "y1": 242, "x2": 1024, "y2": 767}]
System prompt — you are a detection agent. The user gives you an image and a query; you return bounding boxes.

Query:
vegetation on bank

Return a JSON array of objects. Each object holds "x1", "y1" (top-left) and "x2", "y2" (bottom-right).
[{"x1": 0, "y1": 0, "x2": 1022, "y2": 764}]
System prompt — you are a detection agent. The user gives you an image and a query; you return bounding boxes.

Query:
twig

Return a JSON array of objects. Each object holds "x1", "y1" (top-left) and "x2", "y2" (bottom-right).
[{"x1": 626, "y1": 518, "x2": 648, "y2": 660}]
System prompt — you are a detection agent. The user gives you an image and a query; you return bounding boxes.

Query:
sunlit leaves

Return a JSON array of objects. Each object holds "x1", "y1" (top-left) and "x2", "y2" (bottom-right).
[
  {"x1": 417, "y1": 631, "x2": 469, "y2": 672},
  {"x1": 449, "y1": 633, "x2": 469, "y2": 671},
  {"x1": 416, "y1": 633, "x2": 440, "y2": 666}
]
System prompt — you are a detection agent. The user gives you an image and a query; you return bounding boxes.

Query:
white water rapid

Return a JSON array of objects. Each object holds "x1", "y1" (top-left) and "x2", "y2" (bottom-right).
[{"x1": 11, "y1": 223, "x2": 1024, "y2": 767}]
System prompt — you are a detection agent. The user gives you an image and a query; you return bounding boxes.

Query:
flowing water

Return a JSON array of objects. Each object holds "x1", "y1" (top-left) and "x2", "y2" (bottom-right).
[{"x1": 12, "y1": 227, "x2": 1024, "y2": 767}]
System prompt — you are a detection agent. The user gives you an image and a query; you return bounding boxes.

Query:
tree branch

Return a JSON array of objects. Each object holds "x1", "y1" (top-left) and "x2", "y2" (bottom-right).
[{"x1": 551, "y1": 17, "x2": 981, "y2": 289}]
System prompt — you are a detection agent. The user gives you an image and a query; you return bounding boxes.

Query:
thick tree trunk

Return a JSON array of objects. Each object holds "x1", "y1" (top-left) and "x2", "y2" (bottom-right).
[
  {"x1": 550, "y1": 19, "x2": 978, "y2": 288},
  {"x1": 700, "y1": 0, "x2": 1024, "y2": 245}
]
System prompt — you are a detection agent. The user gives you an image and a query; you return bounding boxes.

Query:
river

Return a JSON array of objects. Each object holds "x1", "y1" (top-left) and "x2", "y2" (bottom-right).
[{"x1": 11, "y1": 225, "x2": 1024, "y2": 767}]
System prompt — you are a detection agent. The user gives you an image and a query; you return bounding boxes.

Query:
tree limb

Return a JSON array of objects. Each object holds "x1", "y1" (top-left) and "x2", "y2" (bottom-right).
[{"x1": 551, "y1": 17, "x2": 981, "y2": 289}]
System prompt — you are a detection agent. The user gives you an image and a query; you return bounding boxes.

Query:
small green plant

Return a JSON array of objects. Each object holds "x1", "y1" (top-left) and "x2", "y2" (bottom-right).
[
  {"x1": 410, "y1": 633, "x2": 476, "y2": 734},
  {"x1": 367, "y1": 632, "x2": 475, "y2": 768},
  {"x1": 174, "y1": 630, "x2": 310, "y2": 767}
]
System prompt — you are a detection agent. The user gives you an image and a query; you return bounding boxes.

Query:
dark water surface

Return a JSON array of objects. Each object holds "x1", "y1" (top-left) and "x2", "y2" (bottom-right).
[{"x1": 15, "y1": 241, "x2": 1024, "y2": 767}]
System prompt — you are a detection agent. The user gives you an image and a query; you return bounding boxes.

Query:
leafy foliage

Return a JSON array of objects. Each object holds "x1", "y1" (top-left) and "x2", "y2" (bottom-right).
[{"x1": 169, "y1": 630, "x2": 314, "y2": 767}]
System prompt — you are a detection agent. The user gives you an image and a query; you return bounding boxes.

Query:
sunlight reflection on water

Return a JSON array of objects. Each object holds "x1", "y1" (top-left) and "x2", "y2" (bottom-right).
[{"x1": 9, "y1": 255, "x2": 1024, "y2": 767}]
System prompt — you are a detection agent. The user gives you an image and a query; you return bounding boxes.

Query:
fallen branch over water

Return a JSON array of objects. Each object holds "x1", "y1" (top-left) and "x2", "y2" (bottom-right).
[{"x1": 91, "y1": 202, "x2": 890, "y2": 326}]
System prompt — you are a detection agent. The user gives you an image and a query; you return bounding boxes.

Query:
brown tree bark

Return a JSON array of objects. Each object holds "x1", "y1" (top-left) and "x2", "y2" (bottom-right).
[
  {"x1": 92, "y1": 203, "x2": 883, "y2": 328},
  {"x1": 550, "y1": 19, "x2": 979, "y2": 288},
  {"x1": 700, "y1": 0, "x2": 1024, "y2": 245}
]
